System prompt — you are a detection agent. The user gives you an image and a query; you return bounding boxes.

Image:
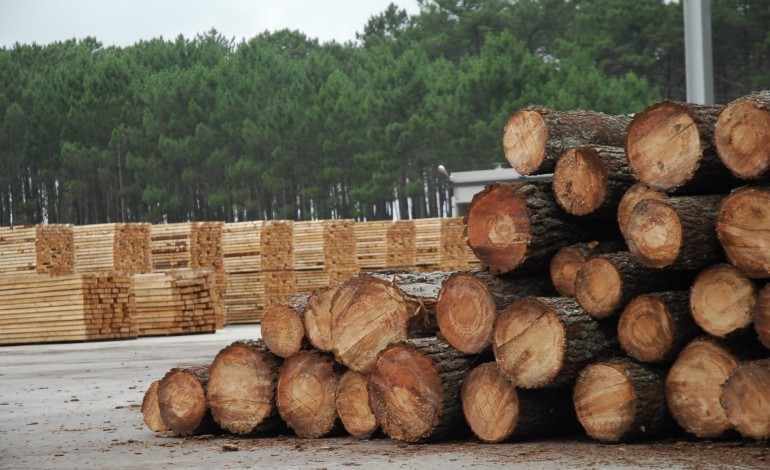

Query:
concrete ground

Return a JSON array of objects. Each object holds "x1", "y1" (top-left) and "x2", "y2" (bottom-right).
[{"x1": 1, "y1": 325, "x2": 767, "y2": 469}]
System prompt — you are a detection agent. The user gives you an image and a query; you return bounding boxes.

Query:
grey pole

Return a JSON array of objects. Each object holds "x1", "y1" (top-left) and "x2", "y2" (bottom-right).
[{"x1": 684, "y1": 0, "x2": 715, "y2": 104}]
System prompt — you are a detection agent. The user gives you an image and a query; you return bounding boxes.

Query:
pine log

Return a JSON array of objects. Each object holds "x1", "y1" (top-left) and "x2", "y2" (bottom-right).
[
  {"x1": 716, "y1": 185, "x2": 770, "y2": 279},
  {"x1": 665, "y1": 337, "x2": 740, "y2": 438},
  {"x1": 460, "y1": 362, "x2": 577, "y2": 443},
  {"x1": 141, "y1": 380, "x2": 169, "y2": 433},
  {"x1": 575, "y1": 251, "x2": 694, "y2": 319},
  {"x1": 502, "y1": 106, "x2": 631, "y2": 175},
  {"x1": 207, "y1": 340, "x2": 281, "y2": 435},
  {"x1": 465, "y1": 183, "x2": 604, "y2": 275},
  {"x1": 624, "y1": 194, "x2": 724, "y2": 270},
  {"x1": 335, "y1": 370, "x2": 378, "y2": 439},
  {"x1": 552, "y1": 145, "x2": 635, "y2": 218},
  {"x1": 720, "y1": 359, "x2": 770, "y2": 440},
  {"x1": 492, "y1": 297, "x2": 615, "y2": 389},
  {"x1": 617, "y1": 183, "x2": 667, "y2": 239},
  {"x1": 303, "y1": 284, "x2": 340, "y2": 352},
  {"x1": 618, "y1": 291, "x2": 700, "y2": 363},
  {"x1": 754, "y1": 283, "x2": 770, "y2": 349},
  {"x1": 261, "y1": 294, "x2": 309, "y2": 359},
  {"x1": 549, "y1": 241, "x2": 625, "y2": 298},
  {"x1": 157, "y1": 365, "x2": 217, "y2": 436},
  {"x1": 714, "y1": 90, "x2": 770, "y2": 180},
  {"x1": 690, "y1": 263, "x2": 757, "y2": 338},
  {"x1": 368, "y1": 337, "x2": 472, "y2": 443},
  {"x1": 626, "y1": 101, "x2": 736, "y2": 193},
  {"x1": 435, "y1": 270, "x2": 555, "y2": 354},
  {"x1": 574, "y1": 359, "x2": 672, "y2": 443},
  {"x1": 276, "y1": 350, "x2": 341, "y2": 438}
]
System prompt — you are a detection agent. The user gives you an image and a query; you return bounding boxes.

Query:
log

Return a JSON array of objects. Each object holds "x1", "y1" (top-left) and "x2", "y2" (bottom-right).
[
  {"x1": 690, "y1": 263, "x2": 757, "y2": 338},
  {"x1": 665, "y1": 337, "x2": 740, "y2": 438},
  {"x1": 720, "y1": 359, "x2": 770, "y2": 440},
  {"x1": 549, "y1": 241, "x2": 625, "y2": 298},
  {"x1": 754, "y1": 283, "x2": 770, "y2": 349},
  {"x1": 575, "y1": 251, "x2": 694, "y2": 319},
  {"x1": 502, "y1": 106, "x2": 631, "y2": 175},
  {"x1": 206, "y1": 340, "x2": 281, "y2": 435},
  {"x1": 617, "y1": 183, "x2": 667, "y2": 239},
  {"x1": 574, "y1": 359, "x2": 672, "y2": 443},
  {"x1": 435, "y1": 270, "x2": 555, "y2": 354},
  {"x1": 368, "y1": 270, "x2": 450, "y2": 335},
  {"x1": 303, "y1": 284, "x2": 340, "y2": 352},
  {"x1": 276, "y1": 350, "x2": 341, "y2": 438},
  {"x1": 460, "y1": 362, "x2": 577, "y2": 443},
  {"x1": 157, "y1": 365, "x2": 217, "y2": 436},
  {"x1": 492, "y1": 297, "x2": 615, "y2": 389},
  {"x1": 552, "y1": 145, "x2": 636, "y2": 217},
  {"x1": 141, "y1": 380, "x2": 169, "y2": 433},
  {"x1": 465, "y1": 183, "x2": 603, "y2": 275},
  {"x1": 624, "y1": 194, "x2": 724, "y2": 270},
  {"x1": 625, "y1": 101, "x2": 736, "y2": 192},
  {"x1": 618, "y1": 291, "x2": 700, "y2": 363},
  {"x1": 335, "y1": 370, "x2": 378, "y2": 439},
  {"x1": 261, "y1": 294, "x2": 309, "y2": 358},
  {"x1": 716, "y1": 185, "x2": 770, "y2": 279},
  {"x1": 368, "y1": 337, "x2": 472, "y2": 443},
  {"x1": 714, "y1": 90, "x2": 770, "y2": 180}
]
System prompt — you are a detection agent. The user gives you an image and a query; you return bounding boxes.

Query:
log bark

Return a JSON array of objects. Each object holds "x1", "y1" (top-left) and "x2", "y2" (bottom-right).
[
  {"x1": 574, "y1": 359, "x2": 673, "y2": 443},
  {"x1": 625, "y1": 101, "x2": 738, "y2": 193},
  {"x1": 552, "y1": 145, "x2": 636, "y2": 218},
  {"x1": 716, "y1": 185, "x2": 770, "y2": 279},
  {"x1": 502, "y1": 106, "x2": 631, "y2": 175},
  {"x1": 141, "y1": 380, "x2": 169, "y2": 433},
  {"x1": 492, "y1": 296, "x2": 615, "y2": 389},
  {"x1": 690, "y1": 263, "x2": 757, "y2": 338},
  {"x1": 261, "y1": 294, "x2": 309, "y2": 359},
  {"x1": 157, "y1": 365, "x2": 218, "y2": 436},
  {"x1": 207, "y1": 340, "x2": 281, "y2": 435},
  {"x1": 618, "y1": 291, "x2": 700, "y2": 363},
  {"x1": 665, "y1": 336, "x2": 740, "y2": 439},
  {"x1": 276, "y1": 350, "x2": 341, "y2": 438},
  {"x1": 549, "y1": 241, "x2": 625, "y2": 298},
  {"x1": 720, "y1": 358, "x2": 770, "y2": 440},
  {"x1": 368, "y1": 337, "x2": 473, "y2": 443},
  {"x1": 465, "y1": 183, "x2": 605, "y2": 275},
  {"x1": 624, "y1": 194, "x2": 724, "y2": 270},
  {"x1": 461, "y1": 362, "x2": 577, "y2": 443},
  {"x1": 435, "y1": 270, "x2": 555, "y2": 354},
  {"x1": 617, "y1": 183, "x2": 667, "y2": 239},
  {"x1": 303, "y1": 283, "x2": 340, "y2": 353},
  {"x1": 753, "y1": 283, "x2": 770, "y2": 349},
  {"x1": 335, "y1": 370, "x2": 378, "y2": 439},
  {"x1": 715, "y1": 90, "x2": 770, "y2": 180},
  {"x1": 575, "y1": 251, "x2": 694, "y2": 319}
]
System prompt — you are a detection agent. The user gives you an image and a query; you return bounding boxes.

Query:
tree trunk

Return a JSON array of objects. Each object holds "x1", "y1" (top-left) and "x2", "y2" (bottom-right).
[
  {"x1": 626, "y1": 101, "x2": 738, "y2": 193},
  {"x1": 157, "y1": 365, "x2": 218, "y2": 437},
  {"x1": 276, "y1": 350, "x2": 341, "y2": 438},
  {"x1": 460, "y1": 362, "x2": 577, "y2": 443},
  {"x1": 716, "y1": 185, "x2": 770, "y2": 279},
  {"x1": 690, "y1": 263, "x2": 757, "y2": 338},
  {"x1": 261, "y1": 294, "x2": 309, "y2": 359},
  {"x1": 435, "y1": 270, "x2": 555, "y2": 354},
  {"x1": 492, "y1": 297, "x2": 615, "y2": 389},
  {"x1": 714, "y1": 91, "x2": 770, "y2": 180},
  {"x1": 303, "y1": 283, "x2": 340, "y2": 353},
  {"x1": 753, "y1": 283, "x2": 770, "y2": 350},
  {"x1": 552, "y1": 145, "x2": 635, "y2": 218},
  {"x1": 141, "y1": 380, "x2": 169, "y2": 433},
  {"x1": 665, "y1": 336, "x2": 740, "y2": 439},
  {"x1": 625, "y1": 194, "x2": 724, "y2": 270},
  {"x1": 465, "y1": 183, "x2": 605, "y2": 275},
  {"x1": 575, "y1": 251, "x2": 694, "y2": 319},
  {"x1": 574, "y1": 359, "x2": 672, "y2": 443},
  {"x1": 549, "y1": 241, "x2": 625, "y2": 298},
  {"x1": 720, "y1": 359, "x2": 770, "y2": 440},
  {"x1": 207, "y1": 340, "x2": 281, "y2": 435},
  {"x1": 368, "y1": 337, "x2": 472, "y2": 443},
  {"x1": 617, "y1": 183, "x2": 667, "y2": 239},
  {"x1": 618, "y1": 291, "x2": 700, "y2": 363},
  {"x1": 503, "y1": 106, "x2": 631, "y2": 175},
  {"x1": 335, "y1": 370, "x2": 378, "y2": 439}
]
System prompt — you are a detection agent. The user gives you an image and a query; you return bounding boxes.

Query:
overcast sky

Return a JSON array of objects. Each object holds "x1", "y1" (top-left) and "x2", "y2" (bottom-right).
[{"x1": 0, "y1": 0, "x2": 422, "y2": 49}]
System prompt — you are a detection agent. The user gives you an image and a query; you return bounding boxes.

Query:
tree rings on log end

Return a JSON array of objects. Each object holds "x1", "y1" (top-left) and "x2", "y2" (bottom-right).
[
  {"x1": 157, "y1": 368, "x2": 208, "y2": 436},
  {"x1": 261, "y1": 302, "x2": 305, "y2": 359},
  {"x1": 720, "y1": 359, "x2": 770, "y2": 440},
  {"x1": 461, "y1": 362, "x2": 519, "y2": 443},
  {"x1": 503, "y1": 109, "x2": 548, "y2": 175},
  {"x1": 553, "y1": 147, "x2": 608, "y2": 216},
  {"x1": 575, "y1": 257, "x2": 623, "y2": 319},
  {"x1": 573, "y1": 362, "x2": 637, "y2": 442},
  {"x1": 335, "y1": 370, "x2": 378, "y2": 439},
  {"x1": 436, "y1": 272, "x2": 496, "y2": 354},
  {"x1": 304, "y1": 284, "x2": 339, "y2": 352},
  {"x1": 550, "y1": 243, "x2": 593, "y2": 298},
  {"x1": 690, "y1": 264, "x2": 756, "y2": 338},
  {"x1": 715, "y1": 95, "x2": 770, "y2": 180},
  {"x1": 618, "y1": 183, "x2": 666, "y2": 239},
  {"x1": 619, "y1": 295, "x2": 675, "y2": 363},
  {"x1": 716, "y1": 186, "x2": 770, "y2": 279},
  {"x1": 625, "y1": 199, "x2": 682, "y2": 269},
  {"x1": 141, "y1": 380, "x2": 169, "y2": 433}
]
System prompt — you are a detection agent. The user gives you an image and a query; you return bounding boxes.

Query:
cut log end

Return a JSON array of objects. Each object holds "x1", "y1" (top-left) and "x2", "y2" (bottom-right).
[
  {"x1": 261, "y1": 302, "x2": 306, "y2": 359},
  {"x1": 690, "y1": 264, "x2": 756, "y2": 338},
  {"x1": 503, "y1": 109, "x2": 548, "y2": 175},
  {"x1": 461, "y1": 362, "x2": 519, "y2": 443},
  {"x1": 550, "y1": 243, "x2": 594, "y2": 298},
  {"x1": 715, "y1": 97, "x2": 770, "y2": 180},
  {"x1": 335, "y1": 370, "x2": 378, "y2": 439},
  {"x1": 304, "y1": 284, "x2": 339, "y2": 352},
  {"x1": 618, "y1": 183, "x2": 666, "y2": 239},
  {"x1": 436, "y1": 272, "x2": 496, "y2": 354},
  {"x1": 574, "y1": 362, "x2": 637, "y2": 442},
  {"x1": 141, "y1": 380, "x2": 169, "y2": 433},
  {"x1": 618, "y1": 295, "x2": 675, "y2": 363},
  {"x1": 552, "y1": 147, "x2": 608, "y2": 216},
  {"x1": 625, "y1": 199, "x2": 681, "y2": 269},
  {"x1": 716, "y1": 186, "x2": 770, "y2": 279},
  {"x1": 720, "y1": 359, "x2": 770, "y2": 440},
  {"x1": 575, "y1": 257, "x2": 622, "y2": 319},
  {"x1": 157, "y1": 367, "x2": 209, "y2": 437}
]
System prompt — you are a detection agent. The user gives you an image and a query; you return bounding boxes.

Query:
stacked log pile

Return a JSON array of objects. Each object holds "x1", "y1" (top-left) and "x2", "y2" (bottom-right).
[
  {"x1": 0, "y1": 224, "x2": 75, "y2": 275},
  {"x1": 73, "y1": 223, "x2": 151, "y2": 274}
]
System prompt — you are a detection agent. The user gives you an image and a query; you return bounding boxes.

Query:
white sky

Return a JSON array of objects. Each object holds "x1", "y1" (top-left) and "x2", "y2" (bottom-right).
[{"x1": 0, "y1": 0, "x2": 422, "y2": 48}]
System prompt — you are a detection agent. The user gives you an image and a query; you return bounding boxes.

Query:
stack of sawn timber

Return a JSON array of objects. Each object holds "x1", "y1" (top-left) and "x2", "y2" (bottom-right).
[
  {"x1": 73, "y1": 223, "x2": 152, "y2": 275},
  {"x1": 144, "y1": 93, "x2": 770, "y2": 445},
  {"x1": 0, "y1": 224, "x2": 75, "y2": 275}
]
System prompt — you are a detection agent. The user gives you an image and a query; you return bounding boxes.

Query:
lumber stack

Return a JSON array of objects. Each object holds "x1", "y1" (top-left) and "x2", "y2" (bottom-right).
[
  {"x1": 0, "y1": 273, "x2": 135, "y2": 345},
  {"x1": 414, "y1": 218, "x2": 479, "y2": 271},
  {"x1": 294, "y1": 219, "x2": 357, "y2": 294},
  {"x1": 354, "y1": 220, "x2": 416, "y2": 271},
  {"x1": 221, "y1": 221, "x2": 265, "y2": 324},
  {"x1": 73, "y1": 223, "x2": 151, "y2": 274},
  {"x1": 260, "y1": 220, "x2": 297, "y2": 312},
  {"x1": 0, "y1": 224, "x2": 75, "y2": 275}
]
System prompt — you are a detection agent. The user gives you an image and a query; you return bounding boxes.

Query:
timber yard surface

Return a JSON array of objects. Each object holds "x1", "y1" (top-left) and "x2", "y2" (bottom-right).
[{"x1": 1, "y1": 326, "x2": 767, "y2": 470}]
